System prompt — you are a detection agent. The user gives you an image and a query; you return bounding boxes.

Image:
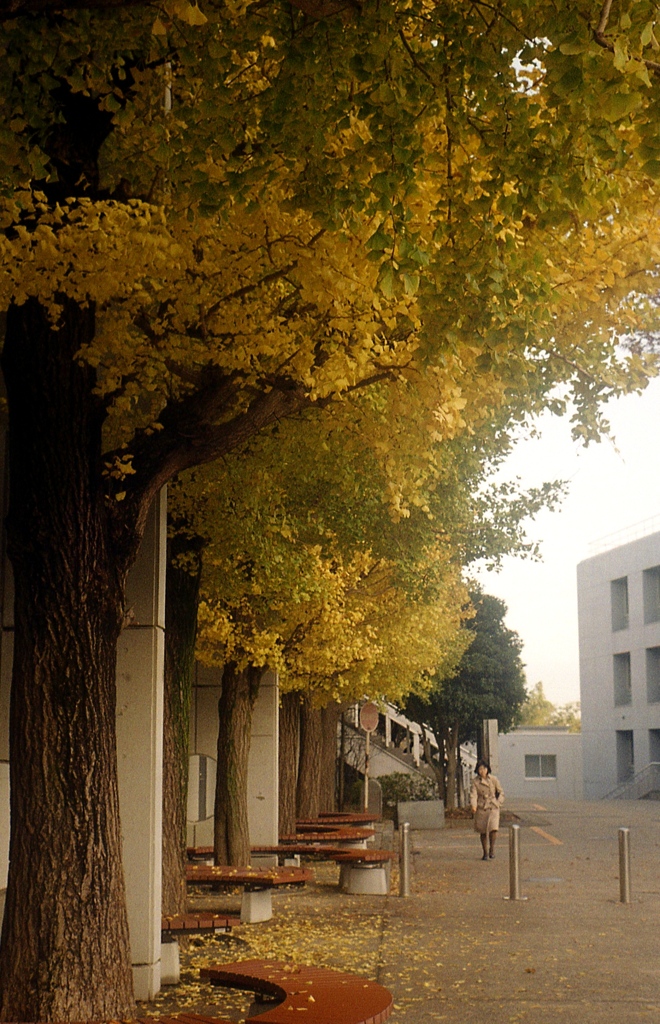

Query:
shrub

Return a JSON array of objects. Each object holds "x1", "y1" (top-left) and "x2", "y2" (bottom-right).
[{"x1": 379, "y1": 772, "x2": 436, "y2": 809}]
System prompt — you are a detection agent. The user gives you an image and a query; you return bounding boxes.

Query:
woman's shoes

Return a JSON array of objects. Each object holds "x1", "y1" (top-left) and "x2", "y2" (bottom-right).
[{"x1": 481, "y1": 853, "x2": 488, "y2": 860}]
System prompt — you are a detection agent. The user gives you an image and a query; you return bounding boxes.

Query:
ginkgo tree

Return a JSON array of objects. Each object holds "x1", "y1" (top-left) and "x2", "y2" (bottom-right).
[
  {"x1": 164, "y1": 390, "x2": 564, "y2": 875},
  {"x1": 0, "y1": 0, "x2": 659, "y2": 1019}
]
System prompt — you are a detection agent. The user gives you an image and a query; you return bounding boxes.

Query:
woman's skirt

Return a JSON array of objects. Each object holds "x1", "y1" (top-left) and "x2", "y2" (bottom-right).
[{"x1": 474, "y1": 807, "x2": 500, "y2": 834}]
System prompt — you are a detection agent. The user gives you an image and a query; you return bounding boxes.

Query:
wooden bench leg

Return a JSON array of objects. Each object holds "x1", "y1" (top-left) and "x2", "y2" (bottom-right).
[
  {"x1": 161, "y1": 937, "x2": 180, "y2": 985},
  {"x1": 241, "y1": 889, "x2": 272, "y2": 923},
  {"x1": 341, "y1": 865, "x2": 389, "y2": 896}
]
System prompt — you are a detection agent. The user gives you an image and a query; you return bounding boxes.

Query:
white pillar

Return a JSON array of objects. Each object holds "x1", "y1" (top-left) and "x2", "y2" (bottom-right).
[
  {"x1": 248, "y1": 670, "x2": 279, "y2": 846},
  {"x1": 384, "y1": 713, "x2": 392, "y2": 749},
  {"x1": 116, "y1": 489, "x2": 166, "y2": 1001},
  {"x1": 412, "y1": 730, "x2": 421, "y2": 767}
]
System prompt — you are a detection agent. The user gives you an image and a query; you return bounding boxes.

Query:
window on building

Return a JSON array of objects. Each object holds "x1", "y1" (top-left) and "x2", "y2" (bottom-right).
[
  {"x1": 611, "y1": 577, "x2": 629, "y2": 631},
  {"x1": 616, "y1": 730, "x2": 634, "y2": 784},
  {"x1": 643, "y1": 566, "x2": 660, "y2": 624},
  {"x1": 524, "y1": 754, "x2": 557, "y2": 779},
  {"x1": 613, "y1": 652, "x2": 632, "y2": 706},
  {"x1": 646, "y1": 647, "x2": 660, "y2": 703}
]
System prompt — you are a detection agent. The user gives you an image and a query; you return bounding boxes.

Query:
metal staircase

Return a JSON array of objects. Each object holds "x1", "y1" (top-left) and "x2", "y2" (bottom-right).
[
  {"x1": 343, "y1": 721, "x2": 435, "y2": 780},
  {"x1": 603, "y1": 762, "x2": 660, "y2": 800}
]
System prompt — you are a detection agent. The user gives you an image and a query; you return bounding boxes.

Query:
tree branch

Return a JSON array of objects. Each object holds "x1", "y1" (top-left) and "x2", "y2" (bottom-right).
[
  {"x1": 106, "y1": 368, "x2": 310, "y2": 561},
  {"x1": 593, "y1": 0, "x2": 660, "y2": 75}
]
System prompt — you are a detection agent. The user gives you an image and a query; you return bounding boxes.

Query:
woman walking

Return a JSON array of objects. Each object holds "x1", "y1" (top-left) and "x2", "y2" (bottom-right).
[{"x1": 470, "y1": 759, "x2": 504, "y2": 860}]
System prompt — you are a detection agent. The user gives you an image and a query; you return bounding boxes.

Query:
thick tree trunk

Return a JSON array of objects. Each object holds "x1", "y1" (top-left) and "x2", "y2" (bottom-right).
[
  {"x1": 214, "y1": 663, "x2": 261, "y2": 866},
  {"x1": 421, "y1": 722, "x2": 446, "y2": 803},
  {"x1": 338, "y1": 714, "x2": 346, "y2": 810},
  {"x1": 443, "y1": 721, "x2": 461, "y2": 811},
  {"x1": 296, "y1": 696, "x2": 323, "y2": 820},
  {"x1": 456, "y1": 744, "x2": 466, "y2": 808},
  {"x1": 162, "y1": 530, "x2": 204, "y2": 917},
  {"x1": 0, "y1": 298, "x2": 135, "y2": 1021},
  {"x1": 278, "y1": 691, "x2": 300, "y2": 837},
  {"x1": 319, "y1": 703, "x2": 341, "y2": 813}
]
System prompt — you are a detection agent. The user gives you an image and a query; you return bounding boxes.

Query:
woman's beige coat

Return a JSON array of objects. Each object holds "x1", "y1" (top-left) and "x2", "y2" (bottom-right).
[{"x1": 470, "y1": 773, "x2": 504, "y2": 834}]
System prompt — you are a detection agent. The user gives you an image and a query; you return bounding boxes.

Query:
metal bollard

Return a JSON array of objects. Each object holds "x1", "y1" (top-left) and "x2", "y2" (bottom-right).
[
  {"x1": 399, "y1": 821, "x2": 411, "y2": 897},
  {"x1": 505, "y1": 823, "x2": 527, "y2": 901},
  {"x1": 619, "y1": 827, "x2": 631, "y2": 904}
]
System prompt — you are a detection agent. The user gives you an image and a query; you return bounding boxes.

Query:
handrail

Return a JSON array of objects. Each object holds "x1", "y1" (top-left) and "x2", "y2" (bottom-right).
[{"x1": 602, "y1": 762, "x2": 660, "y2": 800}]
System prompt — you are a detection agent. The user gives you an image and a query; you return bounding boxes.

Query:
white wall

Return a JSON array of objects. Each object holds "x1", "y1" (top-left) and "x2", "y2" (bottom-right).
[
  {"x1": 578, "y1": 531, "x2": 660, "y2": 799},
  {"x1": 497, "y1": 728, "x2": 583, "y2": 800}
]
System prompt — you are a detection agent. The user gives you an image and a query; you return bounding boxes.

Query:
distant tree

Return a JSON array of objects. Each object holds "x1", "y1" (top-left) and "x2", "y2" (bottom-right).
[
  {"x1": 519, "y1": 682, "x2": 557, "y2": 727},
  {"x1": 551, "y1": 702, "x2": 581, "y2": 733},
  {"x1": 519, "y1": 682, "x2": 581, "y2": 732},
  {"x1": 407, "y1": 590, "x2": 527, "y2": 809}
]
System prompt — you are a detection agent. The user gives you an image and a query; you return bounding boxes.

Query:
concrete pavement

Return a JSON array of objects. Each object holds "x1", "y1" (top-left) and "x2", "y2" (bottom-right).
[
  {"x1": 150, "y1": 799, "x2": 660, "y2": 1023},
  {"x1": 383, "y1": 799, "x2": 660, "y2": 1022}
]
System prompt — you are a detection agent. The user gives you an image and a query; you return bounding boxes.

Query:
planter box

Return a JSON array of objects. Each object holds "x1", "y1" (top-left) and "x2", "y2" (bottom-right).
[{"x1": 397, "y1": 799, "x2": 445, "y2": 830}]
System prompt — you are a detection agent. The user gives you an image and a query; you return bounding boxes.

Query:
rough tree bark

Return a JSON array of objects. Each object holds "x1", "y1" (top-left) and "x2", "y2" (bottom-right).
[
  {"x1": 0, "y1": 298, "x2": 135, "y2": 1021},
  {"x1": 319, "y1": 703, "x2": 342, "y2": 813},
  {"x1": 214, "y1": 663, "x2": 261, "y2": 866},
  {"x1": 420, "y1": 722, "x2": 446, "y2": 803},
  {"x1": 296, "y1": 696, "x2": 323, "y2": 820},
  {"x1": 162, "y1": 529, "x2": 204, "y2": 917},
  {"x1": 443, "y1": 721, "x2": 461, "y2": 811},
  {"x1": 0, "y1": 47, "x2": 330, "y2": 1021},
  {"x1": 278, "y1": 691, "x2": 301, "y2": 836}
]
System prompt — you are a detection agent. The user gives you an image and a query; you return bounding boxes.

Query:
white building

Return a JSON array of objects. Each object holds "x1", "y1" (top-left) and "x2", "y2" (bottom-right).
[
  {"x1": 577, "y1": 520, "x2": 660, "y2": 799},
  {"x1": 497, "y1": 726, "x2": 583, "y2": 800}
]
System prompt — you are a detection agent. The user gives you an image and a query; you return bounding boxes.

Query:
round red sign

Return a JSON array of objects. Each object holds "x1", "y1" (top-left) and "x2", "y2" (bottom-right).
[{"x1": 359, "y1": 702, "x2": 379, "y2": 733}]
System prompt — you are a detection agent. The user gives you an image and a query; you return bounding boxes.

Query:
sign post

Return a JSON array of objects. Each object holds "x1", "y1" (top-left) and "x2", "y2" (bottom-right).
[{"x1": 359, "y1": 702, "x2": 379, "y2": 813}]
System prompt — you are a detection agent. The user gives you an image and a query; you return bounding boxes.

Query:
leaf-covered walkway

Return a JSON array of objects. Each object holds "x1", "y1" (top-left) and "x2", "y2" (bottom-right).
[{"x1": 143, "y1": 800, "x2": 660, "y2": 1023}]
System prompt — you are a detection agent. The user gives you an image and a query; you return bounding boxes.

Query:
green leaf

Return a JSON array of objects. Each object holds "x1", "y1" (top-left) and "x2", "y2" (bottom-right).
[
  {"x1": 559, "y1": 36, "x2": 587, "y2": 56},
  {"x1": 641, "y1": 158, "x2": 660, "y2": 178},
  {"x1": 366, "y1": 228, "x2": 393, "y2": 252},
  {"x1": 379, "y1": 263, "x2": 395, "y2": 298},
  {"x1": 600, "y1": 91, "x2": 641, "y2": 122},
  {"x1": 613, "y1": 38, "x2": 629, "y2": 71}
]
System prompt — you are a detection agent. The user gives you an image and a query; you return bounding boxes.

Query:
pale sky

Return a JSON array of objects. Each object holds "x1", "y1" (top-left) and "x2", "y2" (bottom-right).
[{"x1": 475, "y1": 374, "x2": 660, "y2": 707}]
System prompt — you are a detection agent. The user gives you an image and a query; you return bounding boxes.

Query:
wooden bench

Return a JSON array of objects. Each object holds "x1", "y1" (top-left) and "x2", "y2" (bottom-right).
[
  {"x1": 185, "y1": 865, "x2": 313, "y2": 924},
  {"x1": 201, "y1": 958, "x2": 393, "y2": 1024},
  {"x1": 251, "y1": 845, "x2": 396, "y2": 895},
  {"x1": 135, "y1": 957, "x2": 393, "y2": 1023},
  {"x1": 299, "y1": 811, "x2": 382, "y2": 825},
  {"x1": 333, "y1": 848, "x2": 396, "y2": 895},
  {"x1": 187, "y1": 845, "x2": 215, "y2": 862},
  {"x1": 160, "y1": 915, "x2": 241, "y2": 986},
  {"x1": 278, "y1": 827, "x2": 375, "y2": 845},
  {"x1": 188, "y1": 826, "x2": 375, "y2": 863},
  {"x1": 161, "y1": 913, "x2": 240, "y2": 938}
]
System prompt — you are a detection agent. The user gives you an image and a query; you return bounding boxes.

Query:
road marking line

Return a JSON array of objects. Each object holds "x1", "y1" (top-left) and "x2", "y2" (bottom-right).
[
  {"x1": 532, "y1": 804, "x2": 547, "y2": 811},
  {"x1": 530, "y1": 826, "x2": 563, "y2": 846}
]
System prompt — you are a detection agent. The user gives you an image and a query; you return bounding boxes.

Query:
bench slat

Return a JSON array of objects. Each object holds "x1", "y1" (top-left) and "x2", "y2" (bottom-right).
[
  {"x1": 161, "y1": 914, "x2": 241, "y2": 935},
  {"x1": 186, "y1": 865, "x2": 313, "y2": 888}
]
